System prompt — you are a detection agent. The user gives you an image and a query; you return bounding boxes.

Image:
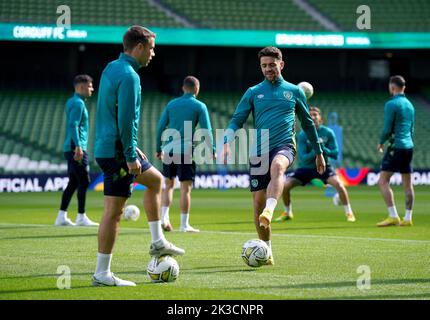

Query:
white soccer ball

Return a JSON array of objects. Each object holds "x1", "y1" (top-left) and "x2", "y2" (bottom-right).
[
  {"x1": 298, "y1": 81, "x2": 314, "y2": 100},
  {"x1": 123, "y1": 205, "x2": 140, "y2": 221},
  {"x1": 241, "y1": 239, "x2": 270, "y2": 268},
  {"x1": 332, "y1": 193, "x2": 341, "y2": 206},
  {"x1": 147, "y1": 255, "x2": 179, "y2": 283}
]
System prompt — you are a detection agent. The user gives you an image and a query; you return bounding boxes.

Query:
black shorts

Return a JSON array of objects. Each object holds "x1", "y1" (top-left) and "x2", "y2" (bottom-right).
[
  {"x1": 249, "y1": 144, "x2": 296, "y2": 192},
  {"x1": 162, "y1": 153, "x2": 196, "y2": 181},
  {"x1": 96, "y1": 153, "x2": 152, "y2": 198},
  {"x1": 290, "y1": 165, "x2": 336, "y2": 186},
  {"x1": 64, "y1": 151, "x2": 90, "y2": 186},
  {"x1": 381, "y1": 147, "x2": 413, "y2": 174}
]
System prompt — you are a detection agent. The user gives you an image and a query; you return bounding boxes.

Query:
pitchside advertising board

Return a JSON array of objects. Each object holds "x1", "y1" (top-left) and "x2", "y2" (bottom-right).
[{"x1": 1, "y1": 169, "x2": 430, "y2": 193}]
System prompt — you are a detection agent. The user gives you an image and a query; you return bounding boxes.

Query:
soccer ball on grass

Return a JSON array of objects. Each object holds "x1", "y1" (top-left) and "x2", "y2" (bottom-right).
[
  {"x1": 123, "y1": 205, "x2": 140, "y2": 221},
  {"x1": 241, "y1": 239, "x2": 270, "y2": 268},
  {"x1": 147, "y1": 255, "x2": 179, "y2": 283}
]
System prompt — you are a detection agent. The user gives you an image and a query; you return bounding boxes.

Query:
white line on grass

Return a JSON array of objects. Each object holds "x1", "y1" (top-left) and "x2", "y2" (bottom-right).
[{"x1": 1, "y1": 222, "x2": 429, "y2": 245}]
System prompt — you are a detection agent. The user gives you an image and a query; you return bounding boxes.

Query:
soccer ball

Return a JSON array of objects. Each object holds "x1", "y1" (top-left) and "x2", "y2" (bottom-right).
[
  {"x1": 123, "y1": 205, "x2": 140, "y2": 221},
  {"x1": 298, "y1": 81, "x2": 314, "y2": 100},
  {"x1": 332, "y1": 193, "x2": 341, "y2": 206},
  {"x1": 241, "y1": 239, "x2": 270, "y2": 268},
  {"x1": 147, "y1": 255, "x2": 179, "y2": 283}
]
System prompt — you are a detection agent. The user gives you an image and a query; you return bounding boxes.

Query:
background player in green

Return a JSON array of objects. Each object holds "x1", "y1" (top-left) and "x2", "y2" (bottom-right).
[
  {"x1": 377, "y1": 75, "x2": 415, "y2": 227},
  {"x1": 156, "y1": 76, "x2": 215, "y2": 233},
  {"x1": 93, "y1": 26, "x2": 184, "y2": 287},
  {"x1": 221, "y1": 47, "x2": 325, "y2": 265},
  {"x1": 55, "y1": 74, "x2": 99, "y2": 227},
  {"x1": 274, "y1": 106, "x2": 356, "y2": 223}
]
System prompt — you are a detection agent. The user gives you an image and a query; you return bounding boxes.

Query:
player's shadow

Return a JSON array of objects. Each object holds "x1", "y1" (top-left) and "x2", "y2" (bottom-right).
[
  {"x1": 276, "y1": 225, "x2": 373, "y2": 231},
  {"x1": 1, "y1": 233, "x2": 98, "y2": 240},
  {"x1": 229, "y1": 277, "x2": 430, "y2": 291},
  {"x1": 0, "y1": 285, "x2": 94, "y2": 295}
]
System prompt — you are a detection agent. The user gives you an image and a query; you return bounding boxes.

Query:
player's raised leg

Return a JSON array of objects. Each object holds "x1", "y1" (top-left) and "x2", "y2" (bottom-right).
[
  {"x1": 179, "y1": 180, "x2": 199, "y2": 233},
  {"x1": 135, "y1": 167, "x2": 185, "y2": 257},
  {"x1": 400, "y1": 173, "x2": 414, "y2": 226},
  {"x1": 327, "y1": 175, "x2": 355, "y2": 222},
  {"x1": 275, "y1": 177, "x2": 301, "y2": 222},
  {"x1": 161, "y1": 177, "x2": 174, "y2": 231},
  {"x1": 253, "y1": 190, "x2": 274, "y2": 265},
  {"x1": 259, "y1": 155, "x2": 290, "y2": 228},
  {"x1": 377, "y1": 171, "x2": 400, "y2": 226}
]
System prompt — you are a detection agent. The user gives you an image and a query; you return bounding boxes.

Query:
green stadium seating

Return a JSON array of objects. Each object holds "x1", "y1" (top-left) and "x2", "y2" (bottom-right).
[
  {"x1": 307, "y1": 0, "x2": 430, "y2": 32},
  {"x1": 159, "y1": 0, "x2": 326, "y2": 30},
  {"x1": 0, "y1": 0, "x2": 183, "y2": 28}
]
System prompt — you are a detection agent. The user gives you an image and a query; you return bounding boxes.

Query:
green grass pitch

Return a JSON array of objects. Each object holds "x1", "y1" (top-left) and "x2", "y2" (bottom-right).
[{"x1": 0, "y1": 186, "x2": 429, "y2": 300}]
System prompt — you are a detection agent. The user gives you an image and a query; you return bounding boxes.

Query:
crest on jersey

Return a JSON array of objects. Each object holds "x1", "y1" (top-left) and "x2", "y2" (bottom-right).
[
  {"x1": 251, "y1": 179, "x2": 259, "y2": 188},
  {"x1": 257, "y1": 94, "x2": 264, "y2": 99},
  {"x1": 283, "y1": 91, "x2": 293, "y2": 100}
]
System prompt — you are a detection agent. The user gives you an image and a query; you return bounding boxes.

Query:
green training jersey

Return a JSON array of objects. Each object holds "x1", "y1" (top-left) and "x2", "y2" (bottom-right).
[
  {"x1": 298, "y1": 125, "x2": 338, "y2": 168},
  {"x1": 94, "y1": 53, "x2": 142, "y2": 162},
  {"x1": 156, "y1": 93, "x2": 214, "y2": 154},
  {"x1": 63, "y1": 93, "x2": 88, "y2": 152},
  {"x1": 380, "y1": 93, "x2": 414, "y2": 149},
  {"x1": 225, "y1": 76, "x2": 322, "y2": 156}
]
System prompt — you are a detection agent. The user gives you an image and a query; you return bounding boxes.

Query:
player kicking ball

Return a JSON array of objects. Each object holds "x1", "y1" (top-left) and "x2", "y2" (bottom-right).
[
  {"x1": 274, "y1": 106, "x2": 356, "y2": 223},
  {"x1": 221, "y1": 47, "x2": 325, "y2": 266}
]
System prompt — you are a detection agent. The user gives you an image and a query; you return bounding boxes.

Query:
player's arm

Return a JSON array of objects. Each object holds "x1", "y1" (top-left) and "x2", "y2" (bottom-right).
[
  {"x1": 198, "y1": 103, "x2": 216, "y2": 156},
  {"x1": 222, "y1": 89, "x2": 253, "y2": 161},
  {"x1": 323, "y1": 129, "x2": 339, "y2": 159},
  {"x1": 297, "y1": 132, "x2": 316, "y2": 162},
  {"x1": 295, "y1": 89, "x2": 325, "y2": 173},
  {"x1": 118, "y1": 74, "x2": 140, "y2": 166},
  {"x1": 156, "y1": 106, "x2": 169, "y2": 159},
  {"x1": 68, "y1": 101, "x2": 84, "y2": 161},
  {"x1": 379, "y1": 101, "x2": 395, "y2": 146}
]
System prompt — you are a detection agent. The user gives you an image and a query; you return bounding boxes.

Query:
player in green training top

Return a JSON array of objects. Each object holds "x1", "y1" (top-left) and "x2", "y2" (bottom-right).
[
  {"x1": 274, "y1": 106, "x2": 356, "y2": 223},
  {"x1": 55, "y1": 74, "x2": 99, "y2": 227},
  {"x1": 377, "y1": 75, "x2": 415, "y2": 227},
  {"x1": 156, "y1": 76, "x2": 215, "y2": 233},
  {"x1": 92, "y1": 26, "x2": 184, "y2": 287},
  {"x1": 221, "y1": 47, "x2": 325, "y2": 265}
]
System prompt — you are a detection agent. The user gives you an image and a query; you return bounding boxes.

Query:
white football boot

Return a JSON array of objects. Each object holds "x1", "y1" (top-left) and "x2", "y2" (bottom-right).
[
  {"x1": 75, "y1": 214, "x2": 99, "y2": 227},
  {"x1": 149, "y1": 239, "x2": 185, "y2": 257},
  {"x1": 92, "y1": 272, "x2": 136, "y2": 287}
]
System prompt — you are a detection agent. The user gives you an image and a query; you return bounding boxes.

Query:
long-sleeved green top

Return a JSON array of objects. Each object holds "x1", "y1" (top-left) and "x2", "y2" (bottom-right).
[
  {"x1": 63, "y1": 93, "x2": 88, "y2": 152},
  {"x1": 156, "y1": 93, "x2": 214, "y2": 154},
  {"x1": 95, "y1": 53, "x2": 142, "y2": 162},
  {"x1": 379, "y1": 93, "x2": 415, "y2": 149}
]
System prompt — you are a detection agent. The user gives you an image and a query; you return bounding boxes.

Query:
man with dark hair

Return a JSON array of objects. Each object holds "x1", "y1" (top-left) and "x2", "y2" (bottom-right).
[
  {"x1": 55, "y1": 74, "x2": 98, "y2": 227},
  {"x1": 221, "y1": 46, "x2": 325, "y2": 265},
  {"x1": 93, "y1": 25, "x2": 184, "y2": 287},
  {"x1": 156, "y1": 76, "x2": 214, "y2": 233},
  {"x1": 377, "y1": 75, "x2": 415, "y2": 227},
  {"x1": 274, "y1": 106, "x2": 356, "y2": 223}
]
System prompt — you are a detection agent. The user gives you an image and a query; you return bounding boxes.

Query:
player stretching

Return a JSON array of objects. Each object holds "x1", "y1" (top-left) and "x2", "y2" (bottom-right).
[
  {"x1": 377, "y1": 75, "x2": 415, "y2": 227},
  {"x1": 156, "y1": 76, "x2": 215, "y2": 233},
  {"x1": 55, "y1": 75, "x2": 99, "y2": 227},
  {"x1": 222, "y1": 47, "x2": 325, "y2": 265},
  {"x1": 274, "y1": 106, "x2": 356, "y2": 223},
  {"x1": 93, "y1": 26, "x2": 184, "y2": 287}
]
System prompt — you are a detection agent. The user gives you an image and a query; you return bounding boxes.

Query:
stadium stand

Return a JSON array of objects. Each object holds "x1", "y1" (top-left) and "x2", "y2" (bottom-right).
[
  {"x1": 1, "y1": 90, "x2": 429, "y2": 174},
  {"x1": 3, "y1": 0, "x2": 429, "y2": 32},
  {"x1": 0, "y1": 0, "x2": 183, "y2": 27},
  {"x1": 159, "y1": 0, "x2": 326, "y2": 30},
  {"x1": 307, "y1": 0, "x2": 430, "y2": 32}
]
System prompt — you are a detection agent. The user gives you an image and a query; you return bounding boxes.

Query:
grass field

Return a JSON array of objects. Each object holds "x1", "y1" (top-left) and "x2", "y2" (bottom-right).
[{"x1": 0, "y1": 186, "x2": 429, "y2": 300}]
